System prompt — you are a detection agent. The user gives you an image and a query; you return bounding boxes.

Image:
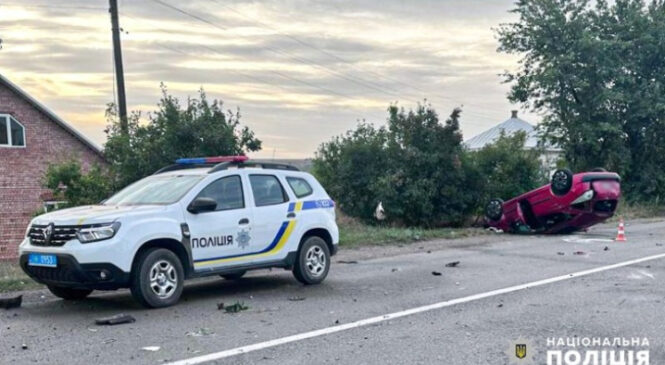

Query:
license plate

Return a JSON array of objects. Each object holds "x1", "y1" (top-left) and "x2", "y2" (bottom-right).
[{"x1": 28, "y1": 253, "x2": 58, "y2": 268}]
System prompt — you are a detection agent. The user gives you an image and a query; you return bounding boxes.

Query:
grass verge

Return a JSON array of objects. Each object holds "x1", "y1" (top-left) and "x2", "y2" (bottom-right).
[
  {"x1": 338, "y1": 214, "x2": 485, "y2": 248},
  {"x1": 0, "y1": 261, "x2": 42, "y2": 293}
]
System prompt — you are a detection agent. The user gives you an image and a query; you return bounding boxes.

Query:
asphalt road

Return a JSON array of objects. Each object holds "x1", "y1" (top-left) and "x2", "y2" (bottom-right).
[{"x1": 2, "y1": 219, "x2": 665, "y2": 365}]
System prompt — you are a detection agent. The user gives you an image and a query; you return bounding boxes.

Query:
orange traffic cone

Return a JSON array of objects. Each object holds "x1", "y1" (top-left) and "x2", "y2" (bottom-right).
[{"x1": 615, "y1": 217, "x2": 626, "y2": 242}]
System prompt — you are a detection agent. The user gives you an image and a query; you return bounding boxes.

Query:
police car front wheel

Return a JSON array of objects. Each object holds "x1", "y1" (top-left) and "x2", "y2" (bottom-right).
[
  {"x1": 131, "y1": 248, "x2": 184, "y2": 308},
  {"x1": 293, "y1": 236, "x2": 330, "y2": 285}
]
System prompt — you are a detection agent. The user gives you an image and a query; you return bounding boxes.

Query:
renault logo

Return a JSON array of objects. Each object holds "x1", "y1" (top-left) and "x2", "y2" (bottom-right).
[{"x1": 43, "y1": 223, "x2": 55, "y2": 244}]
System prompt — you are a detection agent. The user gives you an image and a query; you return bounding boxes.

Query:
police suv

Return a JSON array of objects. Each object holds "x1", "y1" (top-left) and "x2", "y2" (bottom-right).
[{"x1": 19, "y1": 156, "x2": 339, "y2": 308}]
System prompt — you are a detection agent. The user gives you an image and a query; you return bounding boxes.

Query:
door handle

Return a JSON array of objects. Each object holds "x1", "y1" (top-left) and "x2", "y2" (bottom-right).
[
  {"x1": 287, "y1": 212, "x2": 296, "y2": 219},
  {"x1": 239, "y1": 218, "x2": 250, "y2": 225}
]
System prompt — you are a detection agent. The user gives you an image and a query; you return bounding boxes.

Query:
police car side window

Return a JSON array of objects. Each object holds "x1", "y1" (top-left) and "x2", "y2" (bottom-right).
[
  {"x1": 286, "y1": 177, "x2": 313, "y2": 198},
  {"x1": 249, "y1": 175, "x2": 289, "y2": 207},
  {"x1": 195, "y1": 175, "x2": 244, "y2": 211}
]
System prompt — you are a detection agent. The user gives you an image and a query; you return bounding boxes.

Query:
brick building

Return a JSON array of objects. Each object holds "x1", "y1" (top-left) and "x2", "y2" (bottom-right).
[{"x1": 0, "y1": 74, "x2": 105, "y2": 260}]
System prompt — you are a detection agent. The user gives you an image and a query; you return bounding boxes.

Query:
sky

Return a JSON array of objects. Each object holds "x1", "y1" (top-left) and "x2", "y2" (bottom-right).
[{"x1": 0, "y1": 0, "x2": 539, "y2": 158}]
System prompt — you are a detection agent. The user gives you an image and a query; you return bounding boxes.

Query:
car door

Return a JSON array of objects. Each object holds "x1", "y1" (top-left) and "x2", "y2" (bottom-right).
[
  {"x1": 185, "y1": 175, "x2": 253, "y2": 272},
  {"x1": 246, "y1": 174, "x2": 294, "y2": 263}
]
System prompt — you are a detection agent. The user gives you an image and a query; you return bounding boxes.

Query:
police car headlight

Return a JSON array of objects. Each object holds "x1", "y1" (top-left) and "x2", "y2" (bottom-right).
[
  {"x1": 77, "y1": 222, "x2": 121, "y2": 243},
  {"x1": 571, "y1": 190, "x2": 594, "y2": 205}
]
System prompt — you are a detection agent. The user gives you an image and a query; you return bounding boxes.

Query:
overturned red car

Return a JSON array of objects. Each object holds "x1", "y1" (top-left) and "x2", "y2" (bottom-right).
[{"x1": 485, "y1": 169, "x2": 621, "y2": 234}]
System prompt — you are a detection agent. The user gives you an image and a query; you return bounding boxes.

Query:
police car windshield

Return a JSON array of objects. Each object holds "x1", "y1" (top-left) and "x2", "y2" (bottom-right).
[{"x1": 104, "y1": 174, "x2": 203, "y2": 206}]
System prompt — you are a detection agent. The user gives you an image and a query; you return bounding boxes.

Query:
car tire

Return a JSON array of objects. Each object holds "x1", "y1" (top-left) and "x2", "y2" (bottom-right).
[
  {"x1": 220, "y1": 271, "x2": 246, "y2": 280},
  {"x1": 591, "y1": 167, "x2": 607, "y2": 172},
  {"x1": 551, "y1": 169, "x2": 573, "y2": 196},
  {"x1": 47, "y1": 285, "x2": 93, "y2": 300},
  {"x1": 293, "y1": 236, "x2": 330, "y2": 285},
  {"x1": 485, "y1": 198, "x2": 504, "y2": 221},
  {"x1": 130, "y1": 248, "x2": 184, "y2": 308}
]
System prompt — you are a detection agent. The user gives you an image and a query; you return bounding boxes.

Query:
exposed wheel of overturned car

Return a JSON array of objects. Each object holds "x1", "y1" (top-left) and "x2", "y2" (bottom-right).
[
  {"x1": 485, "y1": 198, "x2": 504, "y2": 221},
  {"x1": 551, "y1": 169, "x2": 573, "y2": 196}
]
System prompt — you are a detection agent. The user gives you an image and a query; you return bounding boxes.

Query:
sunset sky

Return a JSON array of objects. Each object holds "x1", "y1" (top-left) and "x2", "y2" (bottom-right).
[{"x1": 0, "y1": 0, "x2": 537, "y2": 158}]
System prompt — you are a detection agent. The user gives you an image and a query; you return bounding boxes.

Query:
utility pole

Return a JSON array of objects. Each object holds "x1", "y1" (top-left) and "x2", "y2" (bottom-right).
[{"x1": 109, "y1": 0, "x2": 128, "y2": 135}]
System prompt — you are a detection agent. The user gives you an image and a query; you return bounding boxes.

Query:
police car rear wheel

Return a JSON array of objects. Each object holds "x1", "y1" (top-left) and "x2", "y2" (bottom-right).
[
  {"x1": 131, "y1": 248, "x2": 184, "y2": 308},
  {"x1": 293, "y1": 236, "x2": 330, "y2": 285},
  {"x1": 221, "y1": 271, "x2": 246, "y2": 280},
  {"x1": 47, "y1": 286, "x2": 93, "y2": 300}
]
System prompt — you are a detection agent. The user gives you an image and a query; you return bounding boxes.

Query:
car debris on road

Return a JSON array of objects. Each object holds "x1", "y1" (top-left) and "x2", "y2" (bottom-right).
[
  {"x1": 445, "y1": 261, "x2": 460, "y2": 268},
  {"x1": 0, "y1": 295, "x2": 22, "y2": 309},
  {"x1": 95, "y1": 313, "x2": 136, "y2": 326}
]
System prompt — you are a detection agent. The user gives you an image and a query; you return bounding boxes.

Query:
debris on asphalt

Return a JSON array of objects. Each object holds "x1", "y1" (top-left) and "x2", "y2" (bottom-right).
[
  {"x1": 573, "y1": 251, "x2": 586, "y2": 255},
  {"x1": 95, "y1": 314, "x2": 136, "y2": 326},
  {"x1": 431, "y1": 271, "x2": 442, "y2": 276},
  {"x1": 497, "y1": 304, "x2": 504, "y2": 308},
  {"x1": 141, "y1": 346, "x2": 160, "y2": 352},
  {"x1": 657, "y1": 243, "x2": 663, "y2": 247},
  {"x1": 337, "y1": 260, "x2": 358, "y2": 264},
  {"x1": 557, "y1": 252, "x2": 565, "y2": 256},
  {"x1": 225, "y1": 301, "x2": 249, "y2": 313},
  {"x1": 604, "y1": 246, "x2": 610, "y2": 251},
  {"x1": 21, "y1": 344, "x2": 28, "y2": 350},
  {"x1": 87, "y1": 328, "x2": 98, "y2": 332},
  {"x1": 287, "y1": 296, "x2": 306, "y2": 302},
  {"x1": 427, "y1": 250, "x2": 432, "y2": 254},
  {"x1": 0, "y1": 295, "x2": 22, "y2": 309},
  {"x1": 186, "y1": 328, "x2": 214, "y2": 337},
  {"x1": 216, "y1": 302, "x2": 225, "y2": 310},
  {"x1": 487, "y1": 227, "x2": 503, "y2": 233},
  {"x1": 445, "y1": 261, "x2": 460, "y2": 268},
  {"x1": 391, "y1": 268, "x2": 399, "y2": 272},
  {"x1": 102, "y1": 339, "x2": 116, "y2": 345},
  {"x1": 335, "y1": 319, "x2": 340, "y2": 324}
]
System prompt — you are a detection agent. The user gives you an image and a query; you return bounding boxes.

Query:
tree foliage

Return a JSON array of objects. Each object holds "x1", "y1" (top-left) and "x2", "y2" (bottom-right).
[
  {"x1": 104, "y1": 85, "x2": 262, "y2": 187},
  {"x1": 470, "y1": 131, "x2": 548, "y2": 204},
  {"x1": 43, "y1": 86, "x2": 262, "y2": 205},
  {"x1": 43, "y1": 161, "x2": 112, "y2": 206},
  {"x1": 314, "y1": 104, "x2": 483, "y2": 227},
  {"x1": 498, "y1": 0, "x2": 665, "y2": 201}
]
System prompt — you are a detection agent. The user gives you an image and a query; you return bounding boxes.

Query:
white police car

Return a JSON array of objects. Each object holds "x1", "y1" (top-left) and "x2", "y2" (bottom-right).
[{"x1": 19, "y1": 156, "x2": 338, "y2": 308}]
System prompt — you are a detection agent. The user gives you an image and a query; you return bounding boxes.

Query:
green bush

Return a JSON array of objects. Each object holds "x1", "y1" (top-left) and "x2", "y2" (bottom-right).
[
  {"x1": 314, "y1": 104, "x2": 483, "y2": 227},
  {"x1": 469, "y1": 131, "x2": 547, "y2": 206},
  {"x1": 43, "y1": 160, "x2": 112, "y2": 206}
]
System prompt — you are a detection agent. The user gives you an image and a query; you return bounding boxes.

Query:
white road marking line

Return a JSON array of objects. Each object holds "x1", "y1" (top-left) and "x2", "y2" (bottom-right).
[{"x1": 166, "y1": 252, "x2": 665, "y2": 365}]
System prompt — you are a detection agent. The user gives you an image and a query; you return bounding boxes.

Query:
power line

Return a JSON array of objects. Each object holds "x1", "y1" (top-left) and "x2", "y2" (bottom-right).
[
  {"x1": 146, "y1": 0, "x2": 499, "y2": 128},
  {"x1": 207, "y1": 0, "x2": 506, "y2": 115},
  {"x1": 0, "y1": 3, "x2": 106, "y2": 10}
]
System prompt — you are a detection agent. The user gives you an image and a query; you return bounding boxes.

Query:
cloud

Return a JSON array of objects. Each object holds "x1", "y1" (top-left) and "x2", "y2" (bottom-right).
[{"x1": 0, "y1": 0, "x2": 537, "y2": 158}]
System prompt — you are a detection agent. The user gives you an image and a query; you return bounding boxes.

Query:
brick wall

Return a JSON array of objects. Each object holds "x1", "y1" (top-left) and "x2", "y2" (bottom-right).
[{"x1": 0, "y1": 83, "x2": 105, "y2": 260}]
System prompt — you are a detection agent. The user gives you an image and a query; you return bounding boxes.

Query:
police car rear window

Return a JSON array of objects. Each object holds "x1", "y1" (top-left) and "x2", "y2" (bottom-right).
[{"x1": 286, "y1": 177, "x2": 313, "y2": 198}]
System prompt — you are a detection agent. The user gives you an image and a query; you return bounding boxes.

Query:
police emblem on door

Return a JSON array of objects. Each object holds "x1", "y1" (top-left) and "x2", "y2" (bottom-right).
[
  {"x1": 237, "y1": 229, "x2": 250, "y2": 249},
  {"x1": 515, "y1": 344, "x2": 527, "y2": 359}
]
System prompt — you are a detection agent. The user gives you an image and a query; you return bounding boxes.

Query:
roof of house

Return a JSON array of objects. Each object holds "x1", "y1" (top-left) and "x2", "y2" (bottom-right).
[
  {"x1": 465, "y1": 110, "x2": 560, "y2": 151},
  {"x1": 0, "y1": 73, "x2": 104, "y2": 156}
]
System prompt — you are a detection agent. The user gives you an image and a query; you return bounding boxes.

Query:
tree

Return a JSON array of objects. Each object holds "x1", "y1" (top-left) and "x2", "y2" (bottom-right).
[
  {"x1": 314, "y1": 103, "x2": 483, "y2": 226},
  {"x1": 43, "y1": 161, "x2": 112, "y2": 206},
  {"x1": 42, "y1": 85, "x2": 262, "y2": 206},
  {"x1": 104, "y1": 85, "x2": 262, "y2": 187},
  {"x1": 498, "y1": 0, "x2": 665, "y2": 201},
  {"x1": 312, "y1": 123, "x2": 389, "y2": 221},
  {"x1": 470, "y1": 131, "x2": 547, "y2": 205}
]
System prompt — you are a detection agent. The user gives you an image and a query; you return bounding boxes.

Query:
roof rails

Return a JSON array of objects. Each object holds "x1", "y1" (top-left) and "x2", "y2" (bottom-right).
[
  {"x1": 208, "y1": 160, "x2": 299, "y2": 173},
  {"x1": 153, "y1": 157, "x2": 300, "y2": 175}
]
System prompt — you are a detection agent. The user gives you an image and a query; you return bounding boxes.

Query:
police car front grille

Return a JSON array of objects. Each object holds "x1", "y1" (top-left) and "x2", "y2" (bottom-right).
[{"x1": 29, "y1": 225, "x2": 80, "y2": 247}]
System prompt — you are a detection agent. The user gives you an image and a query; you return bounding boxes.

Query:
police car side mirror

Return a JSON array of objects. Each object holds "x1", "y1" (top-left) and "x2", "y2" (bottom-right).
[{"x1": 188, "y1": 197, "x2": 217, "y2": 214}]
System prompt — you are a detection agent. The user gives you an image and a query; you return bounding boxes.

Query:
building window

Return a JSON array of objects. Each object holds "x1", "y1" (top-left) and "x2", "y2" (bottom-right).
[{"x1": 0, "y1": 114, "x2": 25, "y2": 147}]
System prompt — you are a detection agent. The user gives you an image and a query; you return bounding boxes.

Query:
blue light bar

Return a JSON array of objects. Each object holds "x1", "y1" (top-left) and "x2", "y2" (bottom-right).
[{"x1": 176, "y1": 157, "x2": 207, "y2": 165}]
